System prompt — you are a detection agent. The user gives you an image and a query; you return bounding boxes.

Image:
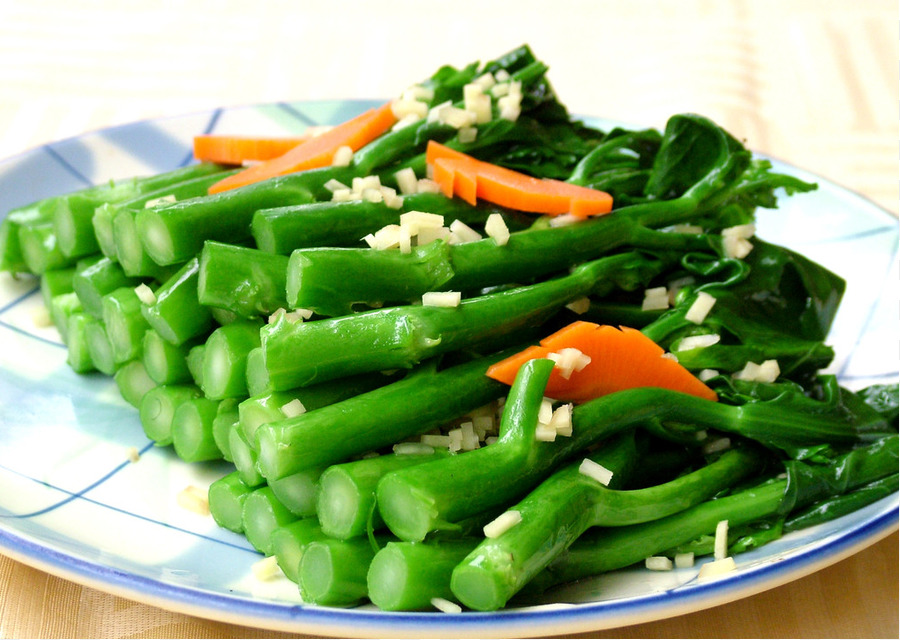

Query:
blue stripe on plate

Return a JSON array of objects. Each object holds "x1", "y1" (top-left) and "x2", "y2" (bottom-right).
[
  {"x1": 0, "y1": 285, "x2": 40, "y2": 314},
  {"x1": 276, "y1": 102, "x2": 321, "y2": 127},
  {"x1": 0, "y1": 465, "x2": 255, "y2": 554},
  {"x1": 0, "y1": 441, "x2": 157, "y2": 519},
  {"x1": 0, "y1": 321, "x2": 65, "y2": 348},
  {"x1": 0, "y1": 148, "x2": 94, "y2": 213},
  {"x1": 41, "y1": 145, "x2": 93, "y2": 186},
  {"x1": 177, "y1": 109, "x2": 223, "y2": 168}
]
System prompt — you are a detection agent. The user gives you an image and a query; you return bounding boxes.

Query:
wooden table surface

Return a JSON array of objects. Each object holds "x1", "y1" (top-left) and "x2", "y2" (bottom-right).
[{"x1": 1, "y1": 1, "x2": 897, "y2": 637}]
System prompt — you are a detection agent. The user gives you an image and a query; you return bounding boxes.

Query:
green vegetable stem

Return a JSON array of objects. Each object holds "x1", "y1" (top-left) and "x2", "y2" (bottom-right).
[
  {"x1": 450, "y1": 442, "x2": 764, "y2": 611},
  {"x1": 254, "y1": 352, "x2": 512, "y2": 481}
]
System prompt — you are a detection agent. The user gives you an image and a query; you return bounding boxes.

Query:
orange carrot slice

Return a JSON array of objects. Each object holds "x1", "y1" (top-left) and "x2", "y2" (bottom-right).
[
  {"x1": 486, "y1": 321, "x2": 718, "y2": 403},
  {"x1": 193, "y1": 135, "x2": 312, "y2": 165},
  {"x1": 425, "y1": 141, "x2": 613, "y2": 218},
  {"x1": 207, "y1": 102, "x2": 398, "y2": 194}
]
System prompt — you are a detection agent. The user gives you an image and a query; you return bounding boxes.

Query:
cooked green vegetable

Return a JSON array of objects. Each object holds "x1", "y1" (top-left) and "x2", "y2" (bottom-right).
[
  {"x1": 140, "y1": 257, "x2": 214, "y2": 345},
  {"x1": 197, "y1": 241, "x2": 290, "y2": 319},
  {"x1": 255, "y1": 352, "x2": 512, "y2": 480},
  {"x1": 114, "y1": 359, "x2": 157, "y2": 408},
  {"x1": 172, "y1": 397, "x2": 223, "y2": 462},
  {"x1": 5, "y1": 44, "x2": 895, "y2": 616}
]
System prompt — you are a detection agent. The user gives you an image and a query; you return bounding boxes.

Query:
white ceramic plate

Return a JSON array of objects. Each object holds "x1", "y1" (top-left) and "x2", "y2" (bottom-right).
[{"x1": 0, "y1": 101, "x2": 897, "y2": 638}]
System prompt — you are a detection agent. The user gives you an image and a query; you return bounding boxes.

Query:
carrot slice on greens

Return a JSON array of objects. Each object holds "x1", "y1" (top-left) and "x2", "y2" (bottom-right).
[
  {"x1": 193, "y1": 135, "x2": 312, "y2": 165},
  {"x1": 207, "y1": 102, "x2": 398, "y2": 194},
  {"x1": 486, "y1": 321, "x2": 718, "y2": 403},
  {"x1": 425, "y1": 141, "x2": 613, "y2": 218}
]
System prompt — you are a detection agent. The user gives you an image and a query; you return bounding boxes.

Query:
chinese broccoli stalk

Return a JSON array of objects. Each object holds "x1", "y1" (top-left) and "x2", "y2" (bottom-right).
[
  {"x1": 283, "y1": 112, "x2": 816, "y2": 316},
  {"x1": 262, "y1": 251, "x2": 669, "y2": 390},
  {"x1": 449, "y1": 440, "x2": 765, "y2": 611},
  {"x1": 376, "y1": 372, "x2": 894, "y2": 543},
  {"x1": 522, "y1": 435, "x2": 898, "y2": 598}
]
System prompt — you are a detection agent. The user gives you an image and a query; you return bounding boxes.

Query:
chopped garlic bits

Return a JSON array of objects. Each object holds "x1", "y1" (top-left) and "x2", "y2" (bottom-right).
[
  {"x1": 252, "y1": 555, "x2": 282, "y2": 581},
  {"x1": 565, "y1": 297, "x2": 591, "y2": 315},
  {"x1": 331, "y1": 145, "x2": 353, "y2": 167},
  {"x1": 177, "y1": 485, "x2": 209, "y2": 516},
  {"x1": 281, "y1": 398, "x2": 306, "y2": 418},
  {"x1": 329, "y1": 172, "x2": 403, "y2": 208},
  {"x1": 485, "y1": 213, "x2": 510, "y2": 245},
  {"x1": 534, "y1": 398, "x2": 574, "y2": 442},
  {"x1": 365, "y1": 206, "x2": 494, "y2": 254},
  {"x1": 645, "y1": 556, "x2": 673, "y2": 571},
  {"x1": 641, "y1": 286, "x2": 670, "y2": 311},
  {"x1": 733, "y1": 359, "x2": 780, "y2": 383},
  {"x1": 134, "y1": 283, "x2": 157, "y2": 306},
  {"x1": 675, "y1": 334, "x2": 720, "y2": 351},
  {"x1": 698, "y1": 556, "x2": 737, "y2": 580},
  {"x1": 431, "y1": 597, "x2": 463, "y2": 613},
  {"x1": 547, "y1": 347, "x2": 591, "y2": 379},
  {"x1": 268, "y1": 307, "x2": 313, "y2": 324},
  {"x1": 722, "y1": 223, "x2": 756, "y2": 259},
  {"x1": 579, "y1": 458, "x2": 614, "y2": 486},
  {"x1": 483, "y1": 510, "x2": 522, "y2": 538},
  {"x1": 422, "y1": 291, "x2": 461, "y2": 308},
  {"x1": 685, "y1": 291, "x2": 716, "y2": 324}
]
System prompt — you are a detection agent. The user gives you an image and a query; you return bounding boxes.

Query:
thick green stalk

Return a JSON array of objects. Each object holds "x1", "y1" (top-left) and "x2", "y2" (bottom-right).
[
  {"x1": 84, "y1": 318, "x2": 117, "y2": 375},
  {"x1": 1, "y1": 197, "x2": 59, "y2": 273},
  {"x1": 450, "y1": 444, "x2": 763, "y2": 611},
  {"x1": 135, "y1": 167, "x2": 355, "y2": 266},
  {"x1": 17, "y1": 220, "x2": 73, "y2": 274},
  {"x1": 52, "y1": 163, "x2": 229, "y2": 260},
  {"x1": 211, "y1": 397, "x2": 241, "y2": 462},
  {"x1": 375, "y1": 358, "x2": 555, "y2": 542},
  {"x1": 197, "y1": 241, "x2": 289, "y2": 318},
  {"x1": 268, "y1": 467, "x2": 326, "y2": 518},
  {"x1": 238, "y1": 372, "x2": 399, "y2": 444},
  {"x1": 53, "y1": 292, "x2": 83, "y2": 345},
  {"x1": 262, "y1": 251, "x2": 663, "y2": 390},
  {"x1": 286, "y1": 215, "x2": 711, "y2": 314},
  {"x1": 73, "y1": 256, "x2": 142, "y2": 318},
  {"x1": 101, "y1": 287, "x2": 151, "y2": 364},
  {"x1": 112, "y1": 208, "x2": 178, "y2": 279},
  {"x1": 186, "y1": 344, "x2": 206, "y2": 387},
  {"x1": 229, "y1": 422, "x2": 265, "y2": 487},
  {"x1": 113, "y1": 359, "x2": 157, "y2": 408},
  {"x1": 141, "y1": 329, "x2": 196, "y2": 385},
  {"x1": 241, "y1": 486, "x2": 299, "y2": 555},
  {"x1": 139, "y1": 384, "x2": 202, "y2": 445},
  {"x1": 525, "y1": 436, "x2": 899, "y2": 596},
  {"x1": 316, "y1": 447, "x2": 453, "y2": 540},
  {"x1": 255, "y1": 352, "x2": 512, "y2": 481},
  {"x1": 298, "y1": 536, "x2": 387, "y2": 606},
  {"x1": 95, "y1": 166, "x2": 238, "y2": 260},
  {"x1": 367, "y1": 539, "x2": 477, "y2": 611},
  {"x1": 271, "y1": 518, "x2": 331, "y2": 584},
  {"x1": 200, "y1": 320, "x2": 262, "y2": 400},
  {"x1": 140, "y1": 258, "x2": 214, "y2": 345},
  {"x1": 40, "y1": 267, "x2": 76, "y2": 309},
  {"x1": 208, "y1": 471, "x2": 254, "y2": 533},
  {"x1": 251, "y1": 192, "x2": 527, "y2": 255},
  {"x1": 244, "y1": 347, "x2": 270, "y2": 396},
  {"x1": 64, "y1": 312, "x2": 96, "y2": 373},
  {"x1": 286, "y1": 240, "x2": 455, "y2": 317},
  {"x1": 529, "y1": 480, "x2": 787, "y2": 594},
  {"x1": 172, "y1": 397, "x2": 223, "y2": 462},
  {"x1": 376, "y1": 371, "x2": 862, "y2": 545}
]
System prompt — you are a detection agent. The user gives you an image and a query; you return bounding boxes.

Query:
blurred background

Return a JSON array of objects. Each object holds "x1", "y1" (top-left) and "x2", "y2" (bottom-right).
[
  {"x1": 0, "y1": 0, "x2": 896, "y2": 212},
  {"x1": 0, "y1": 0, "x2": 896, "y2": 638}
]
